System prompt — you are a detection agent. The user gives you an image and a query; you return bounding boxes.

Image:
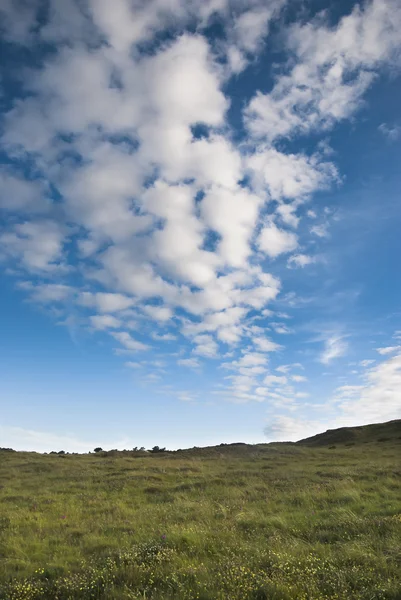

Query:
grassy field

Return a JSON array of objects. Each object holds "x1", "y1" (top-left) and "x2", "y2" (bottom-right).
[{"x1": 0, "y1": 423, "x2": 400, "y2": 599}]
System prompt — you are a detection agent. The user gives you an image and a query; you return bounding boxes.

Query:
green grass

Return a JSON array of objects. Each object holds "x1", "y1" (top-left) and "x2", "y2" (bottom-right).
[{"x1": 0, "y1": 427, "x2": 400, "y2": 599}]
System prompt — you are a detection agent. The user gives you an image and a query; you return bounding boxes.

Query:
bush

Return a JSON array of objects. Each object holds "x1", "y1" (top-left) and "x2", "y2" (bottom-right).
[
  {"x1": 149, "y1": 446, "x2": 166, "y2": 453},
  {"x1": 94, "y1": 447, "x2": 103, "y2": 453}
]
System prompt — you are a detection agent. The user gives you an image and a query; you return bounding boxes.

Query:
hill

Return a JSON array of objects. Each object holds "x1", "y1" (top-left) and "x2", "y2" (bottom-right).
[{"x1": 296, "y1": 418, "x2": 401, "y2": 447}]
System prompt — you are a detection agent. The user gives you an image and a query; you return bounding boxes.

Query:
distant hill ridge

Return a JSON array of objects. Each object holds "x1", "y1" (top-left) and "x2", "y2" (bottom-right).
[
  {"x1": 1, "y1": 419, "x2": 400, "y2": 456},
  {"x1": 295, "y1": 419, "x2": 401, "y2": 447}
]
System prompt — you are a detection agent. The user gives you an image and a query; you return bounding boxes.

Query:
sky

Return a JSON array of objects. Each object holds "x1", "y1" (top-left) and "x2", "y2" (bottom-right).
[{"x1": 0, "y1": 0, "x2": 401, "y2": 453}]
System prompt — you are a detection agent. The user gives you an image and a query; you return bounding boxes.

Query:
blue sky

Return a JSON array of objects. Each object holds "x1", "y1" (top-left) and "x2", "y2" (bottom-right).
[{"x1": 1, "y1": 0, "x2": 401, "y2": 452}]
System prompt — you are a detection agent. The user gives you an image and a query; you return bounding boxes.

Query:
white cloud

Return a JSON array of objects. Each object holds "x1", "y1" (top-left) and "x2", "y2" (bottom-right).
[
  {"x1": 0, "y1": 170, "x2": 48, "y2": 212},
  {"x1": 276, "y1": 363, "x2": 303, "y2": 373},
  {"x1": 359, "y1": 359, "x2": 375, "y2": 367},
  {"x1": 125, "y1": 361, "x2": 142, "y2": 369},
  {"x1": 291, "y1": 374, "x2": 307, "y2": 383},
  {"x1": 193, "y1": 334, "x2": 219, "y2": 358},
  {"x1": 253, "y1": 337, "x2": 281, "y2": 352},
  {"x1": 0, "y1": 220, "x2": 66, "y2": 272},
  {"x1": 246, "y1": 0, "x2": 401, "y2": 142},
  {"x1": 233, "y1": 7, "x2": 276, "y2": 53},
  {"x1": 24, "y1": 282, "x2": 73, "y2": 303},
  {"x1": 143, "y1": 305, "x2": 174, "y2": 322},
  {"x1": 263, "y1": 374, "x2": 287, "y2": 386},
  {"x1": 226, "y1": 3, "x2": 285, "y2": 74},
  {"x1": 332, "y1": 351, "x2": 401, "y2": 424},
  {"x1": 271, "y1": 323, "x2": 293, "y2": 334},
  {"x1": 226, "y1": 46, "x2": 247, "y2": 74},
  {"x1": 376, "y1": 346, "x2": 401, "y2": 355},
  {"x1": 90, "y1": 315, "x2": 122, "y2": 330},
  {"x1": 320, "y1": 335, "x2": 348, "y2": 364},
  {"x1": 235, "y1": 352, "x2": 268, "y2": 368},
  {"x1": 182, "y1": 307, "x2": 248, "y2": 341},
  {"x1": 60, "y1": 142, "x2": 150, "y2": 243},
  {"x1": 0, "y1": 423, "x2": 136, "y2": 453},
  {"x1": 111, "y1": 331, "x2": 150, "y2": 352},
  {"x1": 264, "y1": 416, "x2": 326, "y2": 442},
  {"x1": 178, "y1": 357, "x2": 201, "y2": 368},
  {"x1": 311, "y1": 224, "x2": 329, "y2": 238},
  {"x1": 0, "y1": 424, "x2": 93, "y2": 453},
  {"x1": 258, "y1": 221, "x2": 298, "y2": 258},
  {"x1": 288, "y1": 254, "x2": 317, "y2": 268},
  {"x1": 152, "y1": 333, "x2": 177, "y2": 341},
  {"x1": 89, "y1": 0, "x2": 230, "y2": 53},
  {"x1": 79, "y1": 292, "x2": 135, "y2": 313},
  {"x1": 0, "y1": 0, "x2": 39, "y2": 44},
  {"x1": 247, "y1": 148, "x2": 337, "y2": 203},
  {"x1": 177, "y1": 391, "x2": 197, "y2": 402},
  {"x1": 202, "y1": 186, "x2": 260, "y2": 268}
]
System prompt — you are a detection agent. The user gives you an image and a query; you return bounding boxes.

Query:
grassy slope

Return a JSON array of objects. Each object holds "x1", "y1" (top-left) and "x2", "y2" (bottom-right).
[
  {"x1": 0, "y1": 423, "x2": 400, "y2": 599},
  {"x1": 296, "y1": 419, "x2": 401, "y2": 447}
]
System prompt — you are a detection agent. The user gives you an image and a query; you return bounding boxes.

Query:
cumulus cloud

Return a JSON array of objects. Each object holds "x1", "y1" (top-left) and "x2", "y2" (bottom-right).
[
  {"x1": 0, "y1": 221, "x2": 67, "y2": 272},
  {"x1": 111, "y1": 332, "x2": 150, "y2": 352},
  {"x1": 21, "y1": 282, "x2": 73, "y2": 303},
  {"x1": 143, "y1": 305, "x2": 174, "y2": 322},
  {"x1": 202, "y1": 186, "x2": 260, "y2": 268},
  {"x1": 193, "y1": 334, "x2": 219, "y2": 358},
  {"x1": 79, "y1": 292, "x2": 135, "y2": 313},
  {"x1": 258, "y1": 221, "x2": 298, "y2": 258},
  {"x1": 246, "y1": 0, "x2": 401, "y2": 141},
  {"x1": 263, "y1": 374, "x2": 287, "y2": 386},
  {"x1": 226, "y1": 3, "x2": 285, "y2": 73},
  {"x1": 287, "y1": 254, "x2": 316, "y2": 268},
  {"x1": 253, "y1": 337, "x2": 281, "y2": 352},
  {"x1": 247, "y1": 148, "x2": 338, "y2": 203},
  {"x1": 0, "y1": 170, "x2": 49, "y2": 212}
]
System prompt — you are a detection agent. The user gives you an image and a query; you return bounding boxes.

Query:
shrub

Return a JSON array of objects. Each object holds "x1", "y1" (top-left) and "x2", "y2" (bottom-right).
[{"x1": 150, "y1": 446, "x2": 166, "y2": 453}]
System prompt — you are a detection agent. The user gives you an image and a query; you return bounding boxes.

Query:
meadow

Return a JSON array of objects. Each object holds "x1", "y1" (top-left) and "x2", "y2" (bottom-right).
[{"x1": 0, "y1": 425, "x2": 400, "y2": 599}]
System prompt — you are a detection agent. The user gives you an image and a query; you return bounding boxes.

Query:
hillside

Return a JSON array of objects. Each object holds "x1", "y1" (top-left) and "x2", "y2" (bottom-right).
[{"x1": 296, "y1": 418, "x2": 401, "y2": 447}]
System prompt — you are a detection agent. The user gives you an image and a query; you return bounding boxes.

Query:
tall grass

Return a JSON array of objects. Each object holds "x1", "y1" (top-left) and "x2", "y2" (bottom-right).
[{"x1": 0, "y1": 440, "x2": 400, "y2": 599}]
